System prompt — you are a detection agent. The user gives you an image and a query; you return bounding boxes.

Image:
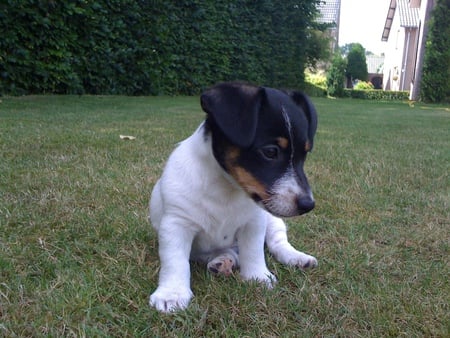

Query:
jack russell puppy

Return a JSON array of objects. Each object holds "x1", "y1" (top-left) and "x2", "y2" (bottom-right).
[{"x1": 149, "y1": 82, "x2": 318, "y2": 312}]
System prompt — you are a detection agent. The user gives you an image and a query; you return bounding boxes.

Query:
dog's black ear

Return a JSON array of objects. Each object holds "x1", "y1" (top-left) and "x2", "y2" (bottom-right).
[
  {"x1": 201, "y1": 83, "x2": 262, "y2": 148},
  {"x1": 288, "y1": 91, "x2": 318, "y2": 151}
]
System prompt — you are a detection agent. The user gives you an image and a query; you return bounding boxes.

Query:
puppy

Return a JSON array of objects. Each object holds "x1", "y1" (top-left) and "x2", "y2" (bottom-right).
[{"x1": 149, "y1": 82, "x2": 318, "y2": 312}]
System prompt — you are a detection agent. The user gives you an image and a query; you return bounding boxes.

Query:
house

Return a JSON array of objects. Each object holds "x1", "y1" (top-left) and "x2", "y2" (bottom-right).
[
  {"x1": 366, "y1": 55, "x2": 385, "y2": 89},
  {"x1": 381, "y1": 0, "x2": 435, "y2": 93},
  {"x1": 317, "y1": 0, "x2": 341, "y2": 53}
]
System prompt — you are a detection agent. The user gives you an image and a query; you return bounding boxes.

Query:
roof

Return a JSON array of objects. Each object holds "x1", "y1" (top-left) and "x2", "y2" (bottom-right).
[
  {"x1": 317, "y1": 0, "x2": 341, "y2": 25},
  {"x1": 382, "y1": 0, "x2": 420, "y2": 41},
  {"x1": 398, "y1": 0, "x2": 420, "y2": 27},
  {"x1": 382, "y1": 0, "x2": 396, "y2": 41}
]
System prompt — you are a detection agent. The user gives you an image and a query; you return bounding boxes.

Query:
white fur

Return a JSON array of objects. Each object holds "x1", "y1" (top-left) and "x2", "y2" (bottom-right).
[
  {"x1": 263, "y1": 167, "x2": 315, "y2": 217},
  {"x1": 149, "y1": 124, "x2": 317, "y2": 313}
]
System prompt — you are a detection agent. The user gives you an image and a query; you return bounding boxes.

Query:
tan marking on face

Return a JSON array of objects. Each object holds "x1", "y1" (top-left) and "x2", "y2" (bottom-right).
[
  {"x1": 223, "y1": 146, "x2": 241, "y2": 174},
  {"x1": 304, "y1": 141, "x2": 311, "y2": 152},
  {"x1": 226, "y1": 146, "x2": 240, "y2": 163},
  {"x1": 224, "y1": 146, "x2": 269, "y2": 200},
  {"x1": 230, "y1": 166, "x2": 270, "y2": 200},
  {"x1": 277, "y1": 137, "x2": 289, "y2": 149}
]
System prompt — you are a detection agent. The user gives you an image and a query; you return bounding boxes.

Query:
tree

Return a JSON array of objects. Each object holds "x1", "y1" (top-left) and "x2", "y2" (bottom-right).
[
  {"x1": 420, "y1": 0, "x2": 450, "y2": 103},
  {"x1": 339, "y1": 43, "x2": 355, "y2": 57},
  {"x1": 305, "y1": 18, "x2": 334, "y2": 69},
  {"x1": 345, "y1": 43, "x2": 368, "y2": 87},
  {"x1": 326, "y1": 54, "x2": 347, "y2": 97}
]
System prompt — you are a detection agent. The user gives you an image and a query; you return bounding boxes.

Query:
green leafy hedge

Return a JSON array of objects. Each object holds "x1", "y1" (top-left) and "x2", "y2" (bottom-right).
[
  {"x1": 0, "y1": 0, "x2": 323, "y2": 96},
  {"x1": 302, "y1": 82, "x2": 327, "y2": 97},
  {"x1": 343, "y1": 89, "x2": 409, "y2": 100},
  {"x1": 420, "y1": 0, "x2": 450, "y2": 103}
]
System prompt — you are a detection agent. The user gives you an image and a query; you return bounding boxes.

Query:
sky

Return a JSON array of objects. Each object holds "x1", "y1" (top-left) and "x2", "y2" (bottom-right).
[{"x1": 338, "y1": 0, "x2": 391, "y2": 54}]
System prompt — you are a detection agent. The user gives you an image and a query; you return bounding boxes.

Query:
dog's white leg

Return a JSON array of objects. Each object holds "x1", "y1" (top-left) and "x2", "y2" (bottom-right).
[
  {"x1": 265, "y1": 215, "x2": 317, "y2": 269},
  {"x1": 237, "y1": 220, "x2": 276, "y2": 287},
  {"x1": 149, "y1": 216, "x2": 196, "y2": 313}
]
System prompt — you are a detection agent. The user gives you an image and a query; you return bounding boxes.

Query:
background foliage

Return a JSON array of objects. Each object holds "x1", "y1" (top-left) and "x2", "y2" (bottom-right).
[
  {"x1": 342, "y1": 88, "x2": 409, "y2": 100},
  {"x1": 420, "y1": 0, "x2": 450, "y2": 103},
  {"x1": 326, "y1": 54, "x2": 346, "y2": 97},
  {"x1": 0, "y1": 0, "x2": 325, "y2": 95},
  {"x1": 345, "y1": 43, "x2": 368, "y2": 86},
  {"x1": 353, "y1": 81, "x2": 374, "y2": 90}
]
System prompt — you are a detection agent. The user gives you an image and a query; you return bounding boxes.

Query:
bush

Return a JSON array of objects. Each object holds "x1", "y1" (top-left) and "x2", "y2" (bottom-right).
[
  {"x1": 326, "y1": 55, "x2": 347, "y2": 97},
  {"x1": 303, "y1": 72, "x2": 327, "y2": 97},
  {"x1": 305, "y1": 72, "x2": 327, "y2": 89},
  {"x1": 353, "y1": 81, "x2": 374, "y2": 90}
]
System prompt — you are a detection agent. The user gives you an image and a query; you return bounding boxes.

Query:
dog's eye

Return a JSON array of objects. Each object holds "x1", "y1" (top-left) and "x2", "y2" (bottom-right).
[{"x1": 260, "y1": 145, "x2": 280, "y2": 160}]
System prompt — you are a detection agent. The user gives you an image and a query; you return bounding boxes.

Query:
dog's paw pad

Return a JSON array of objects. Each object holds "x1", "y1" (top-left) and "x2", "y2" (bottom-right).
[{"x1": 207, "y1": 256, "x2": 235, "y2": 276}]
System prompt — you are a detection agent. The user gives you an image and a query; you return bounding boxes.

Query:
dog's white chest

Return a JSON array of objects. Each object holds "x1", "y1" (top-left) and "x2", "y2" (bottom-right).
[
  {"x1": 192, "y1": 221, "x2": 238, "y2": 253},
  {"x1": 190, "y1": 191, "x2": 261, "y2": 252},
  {"x1": 149, "y1": 127, "x2": 262, "y2": 253}
]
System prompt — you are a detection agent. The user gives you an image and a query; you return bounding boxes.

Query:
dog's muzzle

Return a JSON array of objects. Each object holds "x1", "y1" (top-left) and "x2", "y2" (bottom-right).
[{"x1": 259, "y1": 193, "x2": 315, "y2": 218}]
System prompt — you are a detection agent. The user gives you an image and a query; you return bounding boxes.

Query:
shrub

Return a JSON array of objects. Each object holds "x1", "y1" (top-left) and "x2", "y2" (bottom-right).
[
  {"x1": 305, "y1": 72, "x2": 327, "y2": 89},
  {"x1": 303, "y1": 72, "x2": 327, "y2": 97},
  {"x1": 326, "y1": 55, "x2": 347, "y2": 97},
  {"x1": 353, "y1": 81, "x2": 374, "y2": 90}
]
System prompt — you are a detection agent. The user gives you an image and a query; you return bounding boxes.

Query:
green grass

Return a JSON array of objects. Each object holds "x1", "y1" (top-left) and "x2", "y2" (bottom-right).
[{"x1": 1, "y1": 95, "x2": 449, "y2": 337}]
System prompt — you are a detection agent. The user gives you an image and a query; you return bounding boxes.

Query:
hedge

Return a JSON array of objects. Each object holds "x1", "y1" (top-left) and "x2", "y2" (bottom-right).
[
  {"x1": 420, "y1": 0, "x2": 450, "y2": 103},
  {"x1": 302, "y1": 82, "x2": 327, "y2": 97},
  {"x1": 342, "y1": 89, "x2": 410, "y2": 101},
  {"x1": 0, "y1": 0, "x2": 324, "y2": 96}
]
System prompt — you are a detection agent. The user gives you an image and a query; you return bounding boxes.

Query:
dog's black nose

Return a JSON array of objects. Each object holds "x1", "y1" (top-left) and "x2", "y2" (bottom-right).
[{"x1": 297, "y1": 196, "x2": 315, "y2": 214}]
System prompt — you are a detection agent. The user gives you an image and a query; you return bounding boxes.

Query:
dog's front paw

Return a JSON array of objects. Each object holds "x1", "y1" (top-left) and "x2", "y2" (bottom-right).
[
  {"x1": 241, "y1": 270, "x2": 277, "y2": 288},
  {"x1": 286, "y1": 251, "x2": 318, "y2": 269},
  {"x1": 149, "y1": 287, "x2": 193, "y2": 313}
]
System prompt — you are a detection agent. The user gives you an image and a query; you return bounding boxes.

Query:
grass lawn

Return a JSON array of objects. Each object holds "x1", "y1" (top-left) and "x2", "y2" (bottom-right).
[{"x1": 0, "y1": 95, "x2": 449, "y2": 337}]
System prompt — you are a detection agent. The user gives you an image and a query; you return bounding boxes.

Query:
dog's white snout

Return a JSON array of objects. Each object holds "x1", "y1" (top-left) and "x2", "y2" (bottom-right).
[{"x1": 263, "y1": 170, "x2": 315, "y2": 217}]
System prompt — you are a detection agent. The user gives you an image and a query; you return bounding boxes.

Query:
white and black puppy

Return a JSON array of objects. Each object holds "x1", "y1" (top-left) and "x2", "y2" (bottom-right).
[{"x1": 149, "y1": 82, "x2": 318, "y2": 313}]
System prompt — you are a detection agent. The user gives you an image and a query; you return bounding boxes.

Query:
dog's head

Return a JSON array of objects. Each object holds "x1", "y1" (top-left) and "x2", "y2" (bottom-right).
[{"x1": 201, "y1": 82, "x2": 318, "y2": 217}]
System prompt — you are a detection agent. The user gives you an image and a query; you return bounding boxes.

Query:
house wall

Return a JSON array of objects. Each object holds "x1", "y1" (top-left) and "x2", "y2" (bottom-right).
[
  {"x1": 410, "y1": 0, "x2": 434, "y2": 98},
  {"x1": 401, "y1": 27, "x2": 419, "y2": 90},
  {"x1": 383, "y1": 10, "x2": 405, "y2": 91}
]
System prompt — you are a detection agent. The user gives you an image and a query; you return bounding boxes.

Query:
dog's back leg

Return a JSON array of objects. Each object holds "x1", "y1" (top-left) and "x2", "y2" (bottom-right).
[
  {"x1": 192, "y1": 247, "x2": 239, "y2": 276},
  {"x1": 265, "y1": 215, "x2": 317, "y2": 269}
]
